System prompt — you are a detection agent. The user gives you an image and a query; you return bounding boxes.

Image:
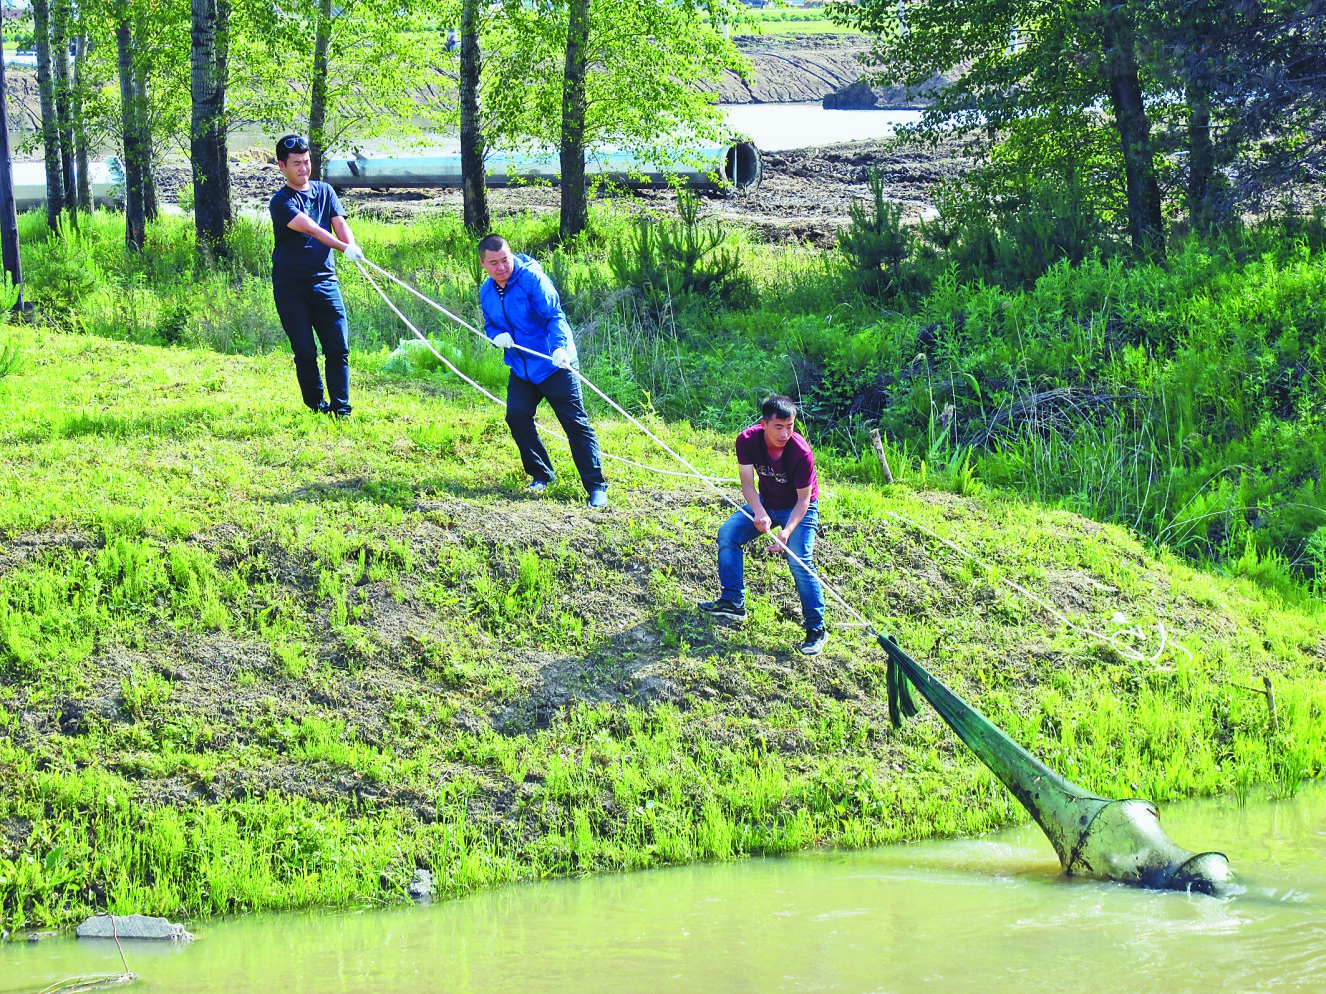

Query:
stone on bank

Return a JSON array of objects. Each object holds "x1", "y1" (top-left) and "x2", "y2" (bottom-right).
[{"x1": 75, "y1": 914, "x2": 194, "y2": 941}]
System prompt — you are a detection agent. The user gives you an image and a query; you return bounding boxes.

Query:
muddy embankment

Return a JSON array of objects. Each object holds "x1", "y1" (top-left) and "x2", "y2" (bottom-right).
[{"x1": 720, "y1": 33, "x2": 942, "y2": 110}]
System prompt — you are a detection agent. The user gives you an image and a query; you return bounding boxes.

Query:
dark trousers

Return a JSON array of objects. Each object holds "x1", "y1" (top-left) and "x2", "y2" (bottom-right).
[
  {"x1": 505, "y1": 368, "x2": 606, "y2": 494},
  {"x1": 273, "y1": 278, "x2": 351, "y2": 413}
]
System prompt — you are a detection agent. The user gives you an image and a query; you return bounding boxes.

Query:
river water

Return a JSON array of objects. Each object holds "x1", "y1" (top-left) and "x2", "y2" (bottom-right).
[
  {"x1": 723, "y1": 104, "x2": 921, "y2": 152},
  {"x1": 234, "y1": 105, "x2": 921, "y2": 159},
  {"x1": 5, "y1": 782, "x2": 1324, "y2": 993}
]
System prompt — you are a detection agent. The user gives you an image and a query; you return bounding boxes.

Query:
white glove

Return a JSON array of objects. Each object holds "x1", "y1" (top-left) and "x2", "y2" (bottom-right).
[
  {"x1": 550, "y1": 347, "x2": 570, "y2": 369},
  {"x1": 343, "y1": 244, "x2": 365, "y2": 263},
  {"x1": 492, "y1": 332, "x2": 514, "y2": 349}
]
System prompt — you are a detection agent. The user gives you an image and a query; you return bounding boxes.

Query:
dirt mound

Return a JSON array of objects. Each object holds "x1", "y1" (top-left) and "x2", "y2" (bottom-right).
[{"x1": 718, "y1": 34, "x2": 873, "y2": 104}]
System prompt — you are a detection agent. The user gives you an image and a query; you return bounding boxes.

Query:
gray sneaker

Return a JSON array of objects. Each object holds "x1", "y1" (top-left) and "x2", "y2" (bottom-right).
[
  {"x1": 799, "y1": 627, "x2": 827, "y2": 656},
  {"x1": 698, "y1": 598, "x2": 747, "y2": 621}
]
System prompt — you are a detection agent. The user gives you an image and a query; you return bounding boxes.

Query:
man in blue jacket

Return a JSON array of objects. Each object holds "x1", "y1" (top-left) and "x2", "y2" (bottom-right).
[{"x1": 478, "y1": 235, "x2": 608, "y2": 508}]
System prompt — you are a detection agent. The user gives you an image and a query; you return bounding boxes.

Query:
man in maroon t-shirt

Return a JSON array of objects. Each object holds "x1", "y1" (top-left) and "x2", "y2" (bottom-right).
[{"x1": 699, "y1": 395, "x2": 827, "y2": 656}]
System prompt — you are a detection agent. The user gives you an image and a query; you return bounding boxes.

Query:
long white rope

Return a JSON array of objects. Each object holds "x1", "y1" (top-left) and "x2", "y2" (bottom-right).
[
  {"x1": 360, "y1": 259, "x2": 738, "y2": 485},
  {"x1": 357, "y1": 256, "x2": 1190, "y2": 661},
  {"x1": 355, "y1": 257, "x2": 873, "y2": 629},
  {"x1": 879, "y1": 510, "x2": 1188, "y2": 665}
]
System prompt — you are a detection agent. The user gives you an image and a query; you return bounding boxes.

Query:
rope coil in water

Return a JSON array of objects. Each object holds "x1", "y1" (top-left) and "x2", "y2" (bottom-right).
[{"x1": 354, "y1": 257, "x2": 1187, "y2": 661}]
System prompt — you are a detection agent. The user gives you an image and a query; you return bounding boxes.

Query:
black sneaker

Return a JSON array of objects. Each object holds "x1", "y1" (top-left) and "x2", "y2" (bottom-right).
[
  {"x1": 799, "y1": 627, "x2": 827, "y2": 656},
  {"x1": 698, "y1": 598, "x2": 747, "y2": 621}
]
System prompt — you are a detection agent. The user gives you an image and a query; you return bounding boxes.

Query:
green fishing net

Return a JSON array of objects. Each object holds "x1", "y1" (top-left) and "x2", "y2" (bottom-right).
[{"x1": 879, "y1": 633, "x2": 1231, "y2": 895}]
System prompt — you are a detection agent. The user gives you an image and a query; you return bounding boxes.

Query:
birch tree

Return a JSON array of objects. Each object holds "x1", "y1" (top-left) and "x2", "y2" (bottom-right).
[{"x1": 234, "y1": 0, "x2": 452, "y2": 180}]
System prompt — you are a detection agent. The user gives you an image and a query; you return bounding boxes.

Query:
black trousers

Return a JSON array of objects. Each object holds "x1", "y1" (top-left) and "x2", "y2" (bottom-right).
[
  {"x1": 273, "y1": 278, "x2": 350, "y2": 413},
  {"x1": 505, "y1": 368, "x2": 606, "y2": 494}
]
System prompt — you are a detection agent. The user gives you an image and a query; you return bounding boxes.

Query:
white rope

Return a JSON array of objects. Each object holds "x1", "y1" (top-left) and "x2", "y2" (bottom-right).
[
  {"x1": 358, "y1": 255, "x2": 1192, "y2": 662},
  {"x1": 355, "y1": 261, "x2": 738, "y2": 485},
  {"x1": 880, "y1": 510, "x2": 1189, "y2": 665},
  {"x1": 355, "y1": 257, "x2": 873, "y2": 630}
]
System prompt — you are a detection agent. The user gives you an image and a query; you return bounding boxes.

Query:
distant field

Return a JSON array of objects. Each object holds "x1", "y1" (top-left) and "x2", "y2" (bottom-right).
[{"x1": 734, "y1": 8, "x2": 863, "y2": 36}]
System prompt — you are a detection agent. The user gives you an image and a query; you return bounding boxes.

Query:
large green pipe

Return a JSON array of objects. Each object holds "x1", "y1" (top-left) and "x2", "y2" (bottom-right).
[{"x1": 878, "y1": 634, "x2": 1232, "y2": 894}]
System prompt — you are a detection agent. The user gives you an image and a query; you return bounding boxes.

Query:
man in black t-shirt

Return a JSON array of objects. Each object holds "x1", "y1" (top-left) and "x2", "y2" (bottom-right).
[{"x1": 269, "y1": 134, "x2": 364, "y2": 417}]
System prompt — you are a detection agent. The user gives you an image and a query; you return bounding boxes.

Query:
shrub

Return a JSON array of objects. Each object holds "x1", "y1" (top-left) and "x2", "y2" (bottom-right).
[
  {"x1": 837, "y1": 166, "x2": 917, "y2": 298},
  {"x1": 928, "y1": 172, "x2": 1111, "y2": 288},
  {"x1": 0, "y1": 334, "x2": 19, "y2": 378},
  {"x1": 607, "y1": 191, "x2": 742, "y2": 305},
  {"x1": 181, "y1": 276, "x2": 285, "y2": 355},
  {"x1": 27, "y1": 223, "x2": 103, "y2": 326}
]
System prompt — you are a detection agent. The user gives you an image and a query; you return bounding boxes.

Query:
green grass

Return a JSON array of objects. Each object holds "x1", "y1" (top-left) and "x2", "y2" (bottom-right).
[
  {"x1": 734, "y1": 7, "x2": 863, "y2": 36},
  {"x1": 1, "y1": 328, "x2": 1323, "y2": 931},
  {"x1": 22, "y1": 202, "x2": 1326, "y2": 594}
]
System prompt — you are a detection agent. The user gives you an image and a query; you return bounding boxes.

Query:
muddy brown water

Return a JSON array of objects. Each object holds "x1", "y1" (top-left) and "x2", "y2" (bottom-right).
[{"x1": 6, "y1": 782, "x2": 1324, "y2": 993}]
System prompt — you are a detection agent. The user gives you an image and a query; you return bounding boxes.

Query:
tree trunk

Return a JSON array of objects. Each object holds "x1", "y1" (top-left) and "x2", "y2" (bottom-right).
[
  {"x1": 133, "y1": 54, "x2": 157, "y2": 220},
  {"x1": 215, "y1": 0, "x2": 232, "y2": 214},
  {"x1": 73, "y1": 34, "x2": 92, "y2": 212},
  {"x1": 191, "y1": 0, "x2": 230, "y2": 256},
  {"x1": 116, "y1": 20, "x2": 145, "y2": 250},
  {"x1": 559, "y1": 0, "x2": 590, "y2": 241},
  {"x1": 459, "y1": 0, "x2": 489, "y2": 234},
  {"x1": 1186, "y1": 83, "x2": 1215, "y2": 232},
  {"x1": 309, "y1": 0, "x2": 332, "y2": 180},
  {"x1": 33, "y1": 0, "x2": 65, "y2": 231},
  {"x1": 0, "y1": 22, "x2": 25, "y2": 305},
  {"x1": 52, "y1": 0, "x2": 77, "y2": 229},
  {"x1": 1100, "y1": 3, "x2": 1162, "y2": 256}
]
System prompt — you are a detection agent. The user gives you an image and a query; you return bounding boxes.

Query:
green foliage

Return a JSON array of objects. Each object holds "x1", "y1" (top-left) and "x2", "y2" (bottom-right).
[
  {"x1": 482, "y1": 0, "x2": 747, "y2": 163},
  {"x1": 837, "y1": 166, "x2": 918, "y2": 297},
  {"x1": 27, "y1": 222, "x2": 103, "y2": 327},
  {"x1": 16, "y1": 205, "x2": 1326, "y2": 585},
  {"x1": 927, "y1": 172, "x2": 1113, "y2": 288},
  {"x1": 232, "y1": 0, "x2": 452, "y2": 157},
  {"x1": 120, "y1": 664, "x2": 173, "y2": 719},
  {"x1": 473, "y1": 548, "x2": 585, "y2": 644},
  {"x1": 607, "y1": 192, "x2": 744, "y2": 305},
  {"x1": 0, "y1": 334, "x2": 20, "y2": 378}
]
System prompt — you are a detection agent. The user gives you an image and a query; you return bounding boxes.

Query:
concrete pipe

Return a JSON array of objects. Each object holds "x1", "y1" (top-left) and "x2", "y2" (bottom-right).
[
  {"x1": 9, "y1": 158, "x2": 125, "y2": 210},
  {"x1": 324, "y1": 143, "x2": 762, "y2": 193}
]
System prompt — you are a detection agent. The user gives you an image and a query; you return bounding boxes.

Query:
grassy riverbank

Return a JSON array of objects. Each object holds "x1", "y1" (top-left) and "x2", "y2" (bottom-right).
[
  {"x1": 1, "y1": 330, "x2": 1324, "y2": 931},
  {"x1": 18, "y1": 204, "x2": 1326, "y2": 591}
]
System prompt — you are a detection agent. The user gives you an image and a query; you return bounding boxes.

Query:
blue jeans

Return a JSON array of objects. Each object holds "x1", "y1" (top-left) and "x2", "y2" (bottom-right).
[
  {"x1": 718, "y1": 501, "x2": 824, "y2": 630},
  {"x1": 273, "y1": 278, "x2": 350, "y2": 413}
]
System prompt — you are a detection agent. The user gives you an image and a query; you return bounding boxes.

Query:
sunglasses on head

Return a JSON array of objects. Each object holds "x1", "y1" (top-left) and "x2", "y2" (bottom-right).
[{"x1": 280, "y1": 135, "x2": 310, "y2": 151}]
